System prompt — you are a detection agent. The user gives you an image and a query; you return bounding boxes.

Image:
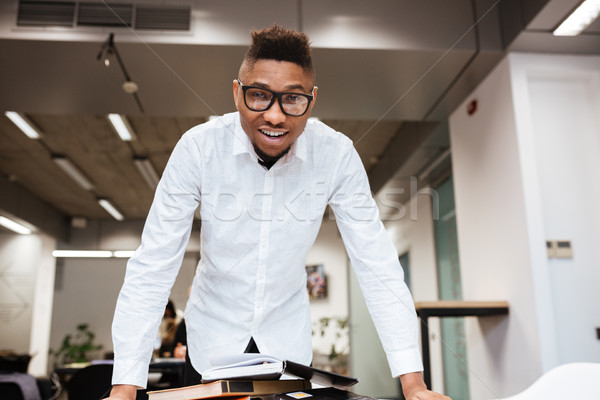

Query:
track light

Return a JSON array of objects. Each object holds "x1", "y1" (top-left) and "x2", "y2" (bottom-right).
[
  {"x1": 5, "y1": 111, "x2": 42, "y2": 139},
  {"x1": 0, "y1": 216, "x2": 33, "y2": 235},
  {"x1": 554, "y1": 0, "x2": 600, "y2": 36},
  {"x1": 134, "y1": 158, "x2": 160, "y2": 189},
  {"x1": 53, "y1": 156, "x2": 95, "y2": 191},
  {"x1": 98, "y1": 198, "x2": 124, "y2": 221},
  {"x1": 108, "y1": 113, "x2": 136, "y2": 141}
]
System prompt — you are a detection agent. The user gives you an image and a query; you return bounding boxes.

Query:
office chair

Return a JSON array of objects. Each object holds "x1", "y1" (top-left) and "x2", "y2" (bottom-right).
[
  {"x1": 65, "y1": 364, "x2": 113, "y2": 400},
  {"x1": 0, "y1": 381, "x2": 26, "y2": 400},
  {"x1": 0, "y1": 372, "x2": 42, "y2": 400},
  {"x1": 65, "y1": 363, "x2": 149, "y2": 400},
  {"x1": 492, "y1": 362, "x2": 600, "y2": 400}
]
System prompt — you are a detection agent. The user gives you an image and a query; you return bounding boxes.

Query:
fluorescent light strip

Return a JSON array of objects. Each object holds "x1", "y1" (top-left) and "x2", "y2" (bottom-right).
[
  {"x1": 0, "y1": 216, "x2": 33, "y2": 234},
  {"x1": 52, "y1": 250, "x2": 113, "y2": 258},
  {"x1": 53, "y1": 157, "x2": 95, "y2": 191},
  {"x1": 134, "y1": 158, "x2": 160, "y2": 189},
  {"x1": 98, "y1": 198, "x2": 124, "y2": 221},
  {"x1": 5, "y1": 111, "x2": 42, "y2": 139},
  {"x1": 108, "y1": 113, "x2": 136, "y2": 141},
  {"x1": 113, "y1": 250, "x2": 136, "y2": 258},
  {"x1": 554, "y1": 0, "x2": 600, "y2": 36}
]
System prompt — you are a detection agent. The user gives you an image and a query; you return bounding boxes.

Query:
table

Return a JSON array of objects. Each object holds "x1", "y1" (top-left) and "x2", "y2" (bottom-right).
[{"x1": 414, "y1": 300, "x2": 509, "y2": 389}]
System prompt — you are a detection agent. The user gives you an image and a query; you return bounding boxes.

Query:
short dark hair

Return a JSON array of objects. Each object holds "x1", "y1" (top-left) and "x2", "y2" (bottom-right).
[{"x1": 240, "y1": 24, "x2": 315, "y2": 79}]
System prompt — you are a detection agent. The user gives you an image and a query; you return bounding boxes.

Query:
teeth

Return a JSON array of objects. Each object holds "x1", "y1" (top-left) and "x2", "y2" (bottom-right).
[{"x1": 261, "y1": 129, "x2": 286, "y2": 137}]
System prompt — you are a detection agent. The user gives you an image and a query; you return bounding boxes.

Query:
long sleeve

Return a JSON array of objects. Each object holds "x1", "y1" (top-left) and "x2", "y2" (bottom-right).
[
  {"x1": 328, "y1": 142, "x2": 423, "y2": 377},
  {"x1": 111, "y1": 133, "x2": 202, "y2": 387}
]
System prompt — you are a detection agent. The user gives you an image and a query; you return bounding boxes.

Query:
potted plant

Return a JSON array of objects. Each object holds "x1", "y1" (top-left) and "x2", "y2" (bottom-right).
[
  {"x1": 51, "y1": 323, "x2": 103, "y2": 366},
  {"x1": 312, "y1": 316, "x2": 349, "y2": 375}
]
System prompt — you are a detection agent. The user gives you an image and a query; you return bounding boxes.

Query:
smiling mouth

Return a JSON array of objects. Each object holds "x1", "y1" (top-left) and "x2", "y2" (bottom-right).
[{"x1": 260, "y1": 128, "x2": 288, "y2": 138}]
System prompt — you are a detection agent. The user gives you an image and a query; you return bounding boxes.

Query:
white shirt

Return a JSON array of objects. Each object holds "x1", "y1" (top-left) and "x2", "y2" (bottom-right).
[{"x1": 111, "y1": 112, "x2": 423, "y2": 388}]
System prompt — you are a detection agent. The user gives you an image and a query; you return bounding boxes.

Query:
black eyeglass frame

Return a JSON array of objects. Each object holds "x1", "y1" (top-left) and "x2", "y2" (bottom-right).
[{"x1": 236, "y1": 79, "x2": 315, "y2": 117}]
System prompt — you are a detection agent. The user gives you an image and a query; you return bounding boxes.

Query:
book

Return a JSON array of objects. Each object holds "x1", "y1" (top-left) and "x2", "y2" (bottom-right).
[
  {"x1": 201, "y1": 354, "x2": 358, "y2": 390},
  {"x1": 262, "y1": 387, "x2": 377, "y2": 400},
  {"x1": 147, "y1": 378, "x2": 311, "y2": 400}
]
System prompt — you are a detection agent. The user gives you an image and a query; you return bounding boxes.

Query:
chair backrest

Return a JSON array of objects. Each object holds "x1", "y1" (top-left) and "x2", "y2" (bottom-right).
[
  {"x1": 0, "y1": 372, "x2": 41, "y2": 400},
  {"x1": 495, "y1": 362, "x2": 600, "y2": 400},
  {"x1": 66, "y1": 364, "x2": 113, "y2": 400},
  {"x1": 0, "y1": 381, "x2": 26, "y2": 400}
]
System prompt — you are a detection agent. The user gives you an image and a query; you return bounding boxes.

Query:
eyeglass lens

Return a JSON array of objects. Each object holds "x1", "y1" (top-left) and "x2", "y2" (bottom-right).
[{"x1": 244, "y1": 87, "x2": 310, "y2": 116}]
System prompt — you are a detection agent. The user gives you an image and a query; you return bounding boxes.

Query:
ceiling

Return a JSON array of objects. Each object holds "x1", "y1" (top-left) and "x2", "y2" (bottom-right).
[{"x1": 1, "y1": 0, "x2": 599, "y2": 239}]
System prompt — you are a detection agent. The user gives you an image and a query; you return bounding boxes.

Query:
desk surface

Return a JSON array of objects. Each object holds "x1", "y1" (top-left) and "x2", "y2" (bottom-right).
[{"x1": 415, "y1": 300, "x2": 509, "y2": 312}]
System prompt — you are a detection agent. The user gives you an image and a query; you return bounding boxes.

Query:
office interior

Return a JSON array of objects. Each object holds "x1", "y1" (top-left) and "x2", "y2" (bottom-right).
[{"x1": 1, "y1": 0, "x2": 599, "y2": 399}]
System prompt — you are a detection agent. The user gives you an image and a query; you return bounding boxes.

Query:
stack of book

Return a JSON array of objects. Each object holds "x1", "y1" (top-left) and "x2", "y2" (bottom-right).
[{"x1": 147, "y1": 354, "x2": 367, "y2": 400}]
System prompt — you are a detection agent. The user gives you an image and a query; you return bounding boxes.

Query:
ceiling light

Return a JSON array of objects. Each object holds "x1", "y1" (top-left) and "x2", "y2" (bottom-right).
[
  {"x1": 554, "y1": 0, "x2": 600, "y2": 36},
  {"x1": 113, "y1": 250, "x2": 136, "y2": 258},
  {"x1": 98, "y1": 198, "x2": 124, "y2": 221},
  {"x1": 5, "y1": 111, "x2": 42, "y2": 139},
  {"x1": 53, "y1": 157, "x2": 95, "y2": 191},
  {"x1": 0, "y1": 216, "x2": 33, "y2": 235},
  {"x1": 134, "y1": 158, "x2": 160, "y2": 190},
  {"x1": 108, "y1": 113, "x2": 136, "y2": 141},
  {"x1": 52, "y1": 250, "x2": 113, "y2": 258}
]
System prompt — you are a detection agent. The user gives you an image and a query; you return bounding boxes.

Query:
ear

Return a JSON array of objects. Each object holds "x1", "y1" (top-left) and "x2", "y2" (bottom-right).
[
  {"x1": 307, "y1": 86, "x2": 318, "y2": 113},
  {"x1": 232, "y1": 79, "x2": 241, "y2": 110}
]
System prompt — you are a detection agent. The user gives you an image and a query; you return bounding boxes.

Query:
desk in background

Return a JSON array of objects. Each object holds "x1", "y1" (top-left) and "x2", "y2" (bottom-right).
[{"x1": 414, "y1": 300, "x2": 509, "y2": 389}]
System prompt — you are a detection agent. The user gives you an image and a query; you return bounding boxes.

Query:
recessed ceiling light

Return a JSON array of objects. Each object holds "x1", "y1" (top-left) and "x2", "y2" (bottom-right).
[
  {"x1": 554, "y1": 0, "x2": 600, "y2": 36},
  {"x1": 107, "y1": 113, "x2": 136, "y2": 141},
  {"x1": 98, "y1": 198, "x2": 124, "y2": 221},
  {"x1": 53, "y1": 156, "x2": 95, "y2": 191},
  {"x1": 134, "y1": 158, "x2": 160, "y2": 190},
  {"x1": 52, "y1": 250, "x2": 113, "y2": 258},
  {"x1": 5, "y1": 111, "x2": 42, "y2": 139},
  {"x1": 113, "y1": 250, "x2": 136, "y2": 258},
  {"x1": 0, "y1": 216, "x2": 33, "y2": 235}
]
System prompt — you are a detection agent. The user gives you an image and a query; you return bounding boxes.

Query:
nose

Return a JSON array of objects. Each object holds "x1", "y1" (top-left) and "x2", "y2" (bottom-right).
[{"x1": 262, "y1": 99, "x2": 287, "y2": 125}]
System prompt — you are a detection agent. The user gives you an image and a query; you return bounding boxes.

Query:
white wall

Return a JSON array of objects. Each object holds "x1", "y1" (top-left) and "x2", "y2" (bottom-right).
[
  {"x1": 448, "y1": 53, "x2": 600, "y2": 399},
  {"x1": 0, "y1": 231, "x2": 56, "y2": 376},
  {"x1": 509, "y1": 53, "x2": 600, "y2": 364}
]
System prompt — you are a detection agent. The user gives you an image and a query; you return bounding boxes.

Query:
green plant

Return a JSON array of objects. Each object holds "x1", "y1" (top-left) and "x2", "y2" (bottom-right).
[
  {"x1": 51, "y1": 323, "x2": 103, "y2": 365},
  {"x1": 314, "y1": 316, "x2": 348, "y2": 361}
]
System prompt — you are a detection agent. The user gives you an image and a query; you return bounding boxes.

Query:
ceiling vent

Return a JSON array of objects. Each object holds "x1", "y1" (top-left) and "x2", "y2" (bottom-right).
[
  {"x1": 16, "y1": 1, "x2": 191, "y2": 31},
  {"x1": 135, "y1": 5, "x2": 190, "y2": 30},
  {"x1": 17, "y1": 1, "x2": 76, "y2": 27},
  {"x1": 77, "y1": 2, "x2": 133, "y2": 27}
]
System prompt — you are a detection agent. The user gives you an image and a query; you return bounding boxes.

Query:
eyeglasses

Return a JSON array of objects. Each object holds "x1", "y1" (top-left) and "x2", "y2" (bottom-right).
[{"x1": 237, "y1": 79, "x2": 314, "y2": 117}]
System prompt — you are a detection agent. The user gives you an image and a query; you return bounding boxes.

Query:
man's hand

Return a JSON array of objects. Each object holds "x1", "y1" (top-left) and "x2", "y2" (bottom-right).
[
  {"x1": 400, "y1": 372, "x2": 452, "y2": 400},
  {"x1": 105, "y1": 384, "x2": 138, "y2": 400}
]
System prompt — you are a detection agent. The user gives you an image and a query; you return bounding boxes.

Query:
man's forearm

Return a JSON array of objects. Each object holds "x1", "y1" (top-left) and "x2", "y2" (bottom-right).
[
  {"x1": 107, "y1": 384, "x2": 138, "y2": 400},
  {"x1": 400, "y1": 371, "x2": 428, "y2": 397}
]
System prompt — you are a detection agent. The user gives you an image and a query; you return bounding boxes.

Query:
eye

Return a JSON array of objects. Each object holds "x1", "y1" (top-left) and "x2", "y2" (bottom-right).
[
  {"x1": 282, "y1": 93, "x2": 305, "y2": 104},
  {"x1": 247, "y1": 89, "x2": 271, "y2": 101}
]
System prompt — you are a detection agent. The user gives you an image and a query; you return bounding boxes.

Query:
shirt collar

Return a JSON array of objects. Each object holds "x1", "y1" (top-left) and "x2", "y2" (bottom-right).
[{"x1": 232, "y1": 112, "x2": 308, "y2": 163}]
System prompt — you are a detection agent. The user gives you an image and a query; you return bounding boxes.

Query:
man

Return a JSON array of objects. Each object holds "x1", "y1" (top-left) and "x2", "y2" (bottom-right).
[{"x1": 108, "y1": 25, "x2": 450, "y2": 400}]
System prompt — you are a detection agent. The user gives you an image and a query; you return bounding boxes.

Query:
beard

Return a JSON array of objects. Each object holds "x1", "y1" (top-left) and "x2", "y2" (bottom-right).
[{"x1": 252, "y1": 143, "x2": 291, "y2": 167}]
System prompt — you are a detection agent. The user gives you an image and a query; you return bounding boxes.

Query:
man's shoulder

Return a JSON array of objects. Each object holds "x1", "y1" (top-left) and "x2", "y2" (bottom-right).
[
  {"x1": 305, "y1": 119, "x2": 353, "y2": 150},
  {"x1": 183, "y1": 112, "x2": 238, "y2": 141}
]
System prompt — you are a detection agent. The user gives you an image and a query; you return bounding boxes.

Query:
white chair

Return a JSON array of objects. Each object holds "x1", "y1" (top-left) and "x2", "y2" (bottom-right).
[{"x1": 494, "y1": 362, "x2": 600, "y2": 399}]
